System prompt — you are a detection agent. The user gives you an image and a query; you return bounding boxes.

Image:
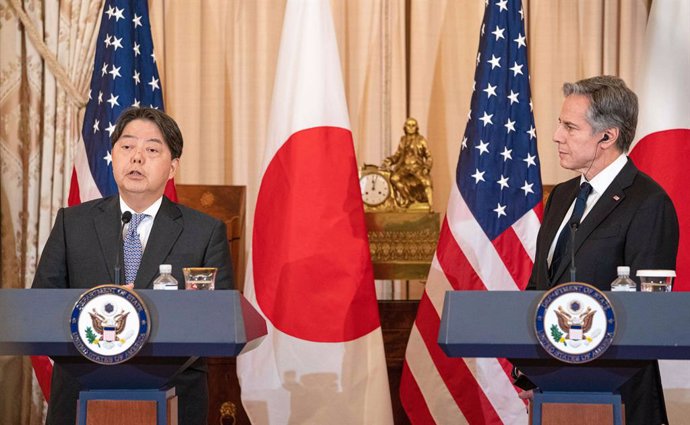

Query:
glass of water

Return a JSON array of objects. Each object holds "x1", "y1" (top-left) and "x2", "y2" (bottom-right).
[
  {"x1": 183, "y1": 267, "x2": 217, "y2": 290},
  {"x1": 637, "y1": 269, "x2": 675, "y2": 292}
]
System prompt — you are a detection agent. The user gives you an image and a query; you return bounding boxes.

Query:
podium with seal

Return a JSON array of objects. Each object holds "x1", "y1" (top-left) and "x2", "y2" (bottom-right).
[
  {"x1": 0, "y1": 287, "x2": 266, "y2": 425},
  {"x1": 438, "y1": 288, "x2": 690, "y2": 425}
]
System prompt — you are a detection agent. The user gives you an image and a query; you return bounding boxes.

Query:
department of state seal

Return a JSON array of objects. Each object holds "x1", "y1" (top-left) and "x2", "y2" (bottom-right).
[
  {"x1": 70, "y1": 285, "x2": 150, "y2": 365},
  {"x1": 535, "y1": 283, "x2": 616, "y2": 364}
]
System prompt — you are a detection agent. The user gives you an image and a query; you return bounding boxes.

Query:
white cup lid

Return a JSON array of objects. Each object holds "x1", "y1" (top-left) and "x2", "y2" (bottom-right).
[{"x1": 636, "y1": 269, "x2": 676, "y2": 277}]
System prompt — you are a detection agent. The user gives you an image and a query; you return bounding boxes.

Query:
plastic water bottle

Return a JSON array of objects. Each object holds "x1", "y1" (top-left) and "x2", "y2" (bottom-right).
[
  {"x1": 153, "y1": 264, "x2": 179, "y2": 290},
  {"x1": 611, "y1": 266, "x2": 636, "y2": 292}
]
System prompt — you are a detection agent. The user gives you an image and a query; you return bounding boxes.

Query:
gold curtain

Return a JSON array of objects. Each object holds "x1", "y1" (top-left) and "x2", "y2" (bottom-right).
[
  {"x1": 150, "y1": 0, "x2": 409, "y2": 239},
  {"x1": 150, "y1": 0, "x2": 650, "y2": 236},
  {"x1": 1, "y1": 0, "x2": 103, "y2": 423},
  {"x1": 527, "y1": 0, "x2": 650, "y2": 185},
  {"x1": 0, "y1": 0, "x2": 658, "y2": 422}
]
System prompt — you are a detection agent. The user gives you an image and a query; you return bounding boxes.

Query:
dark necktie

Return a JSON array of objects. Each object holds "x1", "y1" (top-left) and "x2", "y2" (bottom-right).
[
  {"x1": 549, "y1": 182, "x2": 593, "y2": 279},
  {"x1": 124, "y1": 213, "x2": 147, "y2": 284}
]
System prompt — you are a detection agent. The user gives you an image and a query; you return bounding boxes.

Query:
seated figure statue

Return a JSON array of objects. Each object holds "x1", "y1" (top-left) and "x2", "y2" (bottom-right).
[{"x1": 381, "y1": 118, "x2": 433, "y2": 209}]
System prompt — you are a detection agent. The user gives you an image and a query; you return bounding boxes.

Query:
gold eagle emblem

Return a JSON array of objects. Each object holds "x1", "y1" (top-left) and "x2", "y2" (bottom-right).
[
  {"x1": 554, "y1": 305, "x2": 596, "y2": 340},
  {"x1": 88, "y1": 309, "x2": 130, "y2": 336}
]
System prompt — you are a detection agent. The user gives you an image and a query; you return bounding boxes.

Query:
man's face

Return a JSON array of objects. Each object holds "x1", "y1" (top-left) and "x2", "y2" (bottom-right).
[
  {"x1": 112, "y1": 119, "x2": 178, "y2": 207},
  {"x1": 553, "y1": 94, "x2": 604, "y2": 174},
  {"x1": 404, "y1": 120, "x2": 418, "y2": 135}
]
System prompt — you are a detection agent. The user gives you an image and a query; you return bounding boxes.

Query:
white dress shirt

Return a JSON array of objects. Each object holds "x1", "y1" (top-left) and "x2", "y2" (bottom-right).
[
  {"x1": 547, "y1": 154, "x2": 628, "y2": 266},
  {"x1": 119, "y1": 196, "x2": 163, "y2": 250}
]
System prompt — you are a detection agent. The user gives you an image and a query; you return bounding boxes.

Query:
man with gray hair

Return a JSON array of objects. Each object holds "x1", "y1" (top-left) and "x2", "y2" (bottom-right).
[{"x1": 526, "y1": 75, "x2": 678, "y2": 424}]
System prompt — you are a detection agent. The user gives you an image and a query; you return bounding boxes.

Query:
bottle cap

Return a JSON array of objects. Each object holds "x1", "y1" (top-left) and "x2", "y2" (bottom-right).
[
  {"x1": 617, "y1": 266, "x2": 630, "y2": 275},
  {"x1": 159, "y1": 264, "x2": 172, "y2": 273}
]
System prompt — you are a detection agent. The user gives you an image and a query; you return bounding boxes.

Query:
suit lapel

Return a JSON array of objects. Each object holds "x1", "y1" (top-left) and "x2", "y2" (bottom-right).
[
  {"x1": 542, "y1": 180, "x2": 579, "y2": 285},
  {"x1": 93, "y1": 197, "x2": 122, "y2": 284},
  {"x1": 552, "y1": 161, "x2": 637, "y2": 283},
  {"x1": 135, "y1": 197, "x2": 183, "y2": 289},
  {"x1": 543, "y1": 181, "x2": 580, "y2": 251}
]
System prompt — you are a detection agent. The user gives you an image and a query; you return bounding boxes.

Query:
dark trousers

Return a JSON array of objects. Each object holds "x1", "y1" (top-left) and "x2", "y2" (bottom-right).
[{"x1": 619, "y1": 361, "x2": 668, "y2": 425}]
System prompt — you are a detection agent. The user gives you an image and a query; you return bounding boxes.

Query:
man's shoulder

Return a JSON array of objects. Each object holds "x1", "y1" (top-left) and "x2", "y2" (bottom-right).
[
  {"x1": 62, "y1": 196, "x2": 116, "y2": 217},
  {"x1": 609, "y1": 160, "x2": 670, "y2": 201},
  {"x1": 165, "y1": 199, "x2": 224, "y2": 227},
  {"x1": 628, "y1": 167, "x2": 668, "y2": 195}
]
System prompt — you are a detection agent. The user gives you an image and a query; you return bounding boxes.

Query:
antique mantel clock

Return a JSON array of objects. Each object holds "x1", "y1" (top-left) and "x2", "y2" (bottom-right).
[
  {"x1": 359, "y1": 165, "x2": 394, "y2": 211},
  {"x1": 359, "y1": 118, "x2": 440, "y2": 280}
]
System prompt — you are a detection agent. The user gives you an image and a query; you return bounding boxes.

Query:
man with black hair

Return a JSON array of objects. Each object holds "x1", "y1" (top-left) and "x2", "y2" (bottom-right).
[{"x1": 33, "y1": 107, "x2": 234, "y2": 425}]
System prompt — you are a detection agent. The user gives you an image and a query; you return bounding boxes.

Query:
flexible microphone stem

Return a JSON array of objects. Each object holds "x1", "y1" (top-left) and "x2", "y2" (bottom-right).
[
  {"x1": 115, "y1": 211, "x2": 132, "y2": 285},
  {"x1": 569, "y1": 222, "x2": 578, "y2": 282}
]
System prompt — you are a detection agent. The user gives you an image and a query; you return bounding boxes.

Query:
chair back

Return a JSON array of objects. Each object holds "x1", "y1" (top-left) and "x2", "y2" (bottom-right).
[{"x1": 175, "y1": 185, "x2": 246, "y2": 291}]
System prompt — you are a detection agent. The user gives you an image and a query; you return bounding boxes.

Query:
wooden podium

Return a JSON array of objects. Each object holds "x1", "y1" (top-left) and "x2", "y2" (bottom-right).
[
  {"x1": 0, "y1": 289, "x2": 266, "y2": 425},
  {"x1": 438, "y1": 291, "x2": 690, "y2": 425}
]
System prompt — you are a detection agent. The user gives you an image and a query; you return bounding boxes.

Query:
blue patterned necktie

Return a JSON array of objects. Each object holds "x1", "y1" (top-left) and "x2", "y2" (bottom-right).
[
  {"x1": 124, "y1": 213, "x2": 147, "y2": 284},
  {"x1": 549, "y1": 182, "x2": 593, "y2": 280}
]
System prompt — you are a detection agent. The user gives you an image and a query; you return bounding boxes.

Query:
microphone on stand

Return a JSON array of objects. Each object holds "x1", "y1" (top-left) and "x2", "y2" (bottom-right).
[
  {"x1": 569, "y1": 221, "x2": 579, "y2": 282},
  {"x1": 115, "y1": 211, "x2": 132, "y2": 285}
]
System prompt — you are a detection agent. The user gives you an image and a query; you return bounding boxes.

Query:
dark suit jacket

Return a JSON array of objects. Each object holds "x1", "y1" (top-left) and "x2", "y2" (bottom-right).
[
  {"x1": 528, "y1": 159, "x2": 679, "y2": 425},
  {"x1": 528, "y1": 160, "x2": 678, "y2": 290},
  {"x1": 32, "y1": 195, "x2": 234, "y2": 425}
]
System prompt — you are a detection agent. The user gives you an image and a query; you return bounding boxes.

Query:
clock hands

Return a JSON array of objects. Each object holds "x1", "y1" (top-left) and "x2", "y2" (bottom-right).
[{"x1": 360, "y1": 170, "x2": 391, "y2": 207}]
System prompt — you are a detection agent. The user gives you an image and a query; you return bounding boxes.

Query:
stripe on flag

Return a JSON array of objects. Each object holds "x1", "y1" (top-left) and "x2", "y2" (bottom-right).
[
  {"x1": 400, "y1": 0, "x2": 541, "y2": 423},
  {"x1": 236, "y1": 1, "x2": 393, "y2": 424}
]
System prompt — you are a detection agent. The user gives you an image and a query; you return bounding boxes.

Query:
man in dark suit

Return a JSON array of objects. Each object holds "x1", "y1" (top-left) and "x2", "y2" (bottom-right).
[
  {"x1": 32, "y1": 107, "x2": 234, "y2": 425},
  {"x1": 525, "y1": 76, "x2": 679, "y2": 425}
]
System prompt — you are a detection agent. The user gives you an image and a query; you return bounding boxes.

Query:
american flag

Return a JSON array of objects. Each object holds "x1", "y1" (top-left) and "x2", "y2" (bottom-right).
[
  {"x1": 33, "y1": 0, "x2": 173, "y2": 403},
  {"x1": 400, "y1": 0, "x2": 542, "y2": 423},
  {"x1": 68, "y1": 0, "x2": 175, "y2": 206}
]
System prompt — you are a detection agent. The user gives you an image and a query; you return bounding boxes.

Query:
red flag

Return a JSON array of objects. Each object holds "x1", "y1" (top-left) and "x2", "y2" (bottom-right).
[
  {"x1": 629, "y1": 0, "x2": 690, "y2": 421},
  {"x1": 400, "y1": 0, "x2": 539, "y2": 423},
  {"x1": 629, "y1": 0, "x2": 690, "y2": 291},
  {"x1": 236, "y1": 1, "x2": 393, "y2": 423}
]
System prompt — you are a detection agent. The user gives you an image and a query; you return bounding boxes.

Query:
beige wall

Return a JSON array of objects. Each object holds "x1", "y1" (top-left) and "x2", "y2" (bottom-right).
[{"x1": 151, "y1": 0, "x2": 649, "y2": 239}]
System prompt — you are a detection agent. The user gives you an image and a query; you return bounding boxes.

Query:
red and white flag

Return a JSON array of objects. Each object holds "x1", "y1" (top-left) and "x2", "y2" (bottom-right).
[
  {"x1": 629, "y1": 0, "x2": 690, "y2": 291},
  {"x1": 629, "y1": 0, "x2": 690, "y2": 420},
  {"x1": 400, "y1": 0, "x2": 539, "y2": 423},
  {"x1": 236, "y1": 1, "x2": 393, "y2": 423}
]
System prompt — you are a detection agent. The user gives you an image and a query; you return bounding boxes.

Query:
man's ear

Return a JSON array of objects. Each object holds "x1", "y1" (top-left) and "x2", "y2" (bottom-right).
[
  {"x1": 599, "y1": 128, "x2": 619, "y2": 148},
  {"x1": 169, "y1": 158, "x2": 179, "y2": 179}
]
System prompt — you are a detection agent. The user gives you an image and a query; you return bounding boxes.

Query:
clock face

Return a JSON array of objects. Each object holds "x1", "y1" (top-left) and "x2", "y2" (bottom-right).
[{"x1": 360, "y1": 172, "x2": 391, "y2": 206}]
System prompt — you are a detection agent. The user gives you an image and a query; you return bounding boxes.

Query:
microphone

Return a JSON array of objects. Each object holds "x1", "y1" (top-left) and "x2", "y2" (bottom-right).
[
  {"x1": 568, "y1": 221, "x2": 578, "y2": 282},
  {"x1": 115, "y1": 211, "x2": 132, "y2": 285}
]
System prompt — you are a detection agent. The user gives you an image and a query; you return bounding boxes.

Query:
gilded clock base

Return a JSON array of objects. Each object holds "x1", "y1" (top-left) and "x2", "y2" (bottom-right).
[{"x1": 365, "y1": 211, "x2": 440, "y2": 280}]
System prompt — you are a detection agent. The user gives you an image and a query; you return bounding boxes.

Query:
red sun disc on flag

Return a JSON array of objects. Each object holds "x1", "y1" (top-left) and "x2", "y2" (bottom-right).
[{"x1": 253, "y1": 126, "x2": 380, "y2": 343}]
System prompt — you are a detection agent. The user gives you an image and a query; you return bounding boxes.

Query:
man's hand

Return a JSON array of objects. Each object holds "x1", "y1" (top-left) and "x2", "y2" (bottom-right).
[{"x1": 518, "y1": 389, "x2": 534, "y2": 400}]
